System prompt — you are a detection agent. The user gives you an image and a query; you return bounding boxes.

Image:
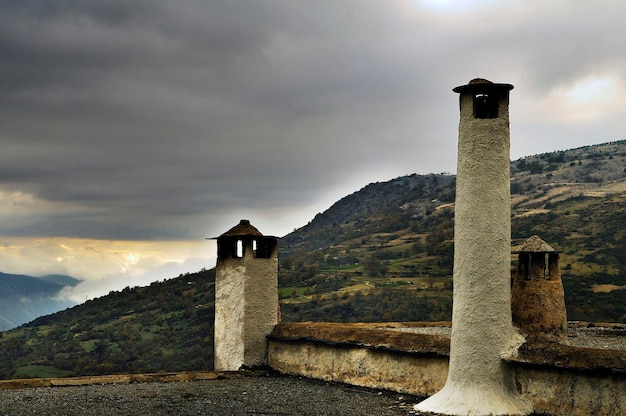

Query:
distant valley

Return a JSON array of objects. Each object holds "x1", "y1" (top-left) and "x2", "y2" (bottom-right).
[{"x1": 0, "y1": 272, "x2": 80, "y2": 330}]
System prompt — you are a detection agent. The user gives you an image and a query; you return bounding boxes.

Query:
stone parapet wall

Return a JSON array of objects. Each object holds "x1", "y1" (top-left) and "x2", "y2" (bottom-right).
[
  {"x1": 269, "y1": 322, "x2": 449, "y2": 397},
  {"x1": 268, "y1": 322, "x2": 626, "y2": 416},
  {"x1": 512, "y1": 365, "x2": 625, "y2": 416},
  {"x1": 506, "y1": 341, "x2": 626, "y2": 415}
]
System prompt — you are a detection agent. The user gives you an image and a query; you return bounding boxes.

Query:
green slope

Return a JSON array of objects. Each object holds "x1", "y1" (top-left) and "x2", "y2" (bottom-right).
[
  {"x1": 0, "y1": 269, "x2": 215, "y2": 379},
  {"x1": 278, "y1": 140, "x2": 626, "y2": 324}
]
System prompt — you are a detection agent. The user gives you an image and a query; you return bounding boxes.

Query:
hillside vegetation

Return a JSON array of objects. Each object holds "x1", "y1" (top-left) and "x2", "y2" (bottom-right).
[
  {"x1": 278, "y1": 140, "x2": 626, "y2": 324},
  {"x1": 0, "y1": 140, "x2": 625, "y2": 379},
  {"x1": 0, "y1": 269, "x2": 214, "y2": 379}
]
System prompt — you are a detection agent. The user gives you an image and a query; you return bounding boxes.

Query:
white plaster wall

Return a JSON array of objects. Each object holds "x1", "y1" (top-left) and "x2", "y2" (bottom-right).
[
  {"x1": 214, "y1": 261, "x2": 246, "y2": 371},
  {"x1": 243, "y1": 253, "x2": 279, "y2": 367},
  {"x1": 416, "y1": 90, "x2": 531, "y2": 415},
  {"x1": 269, "y1": 341, "x2": 449, "y2": 396},
  {"x1": 449, "y1": 94, "x2": 517, "y2": 386},
  {"x1": 214, "y1": 244, "x2": 278, "y2": 371}
]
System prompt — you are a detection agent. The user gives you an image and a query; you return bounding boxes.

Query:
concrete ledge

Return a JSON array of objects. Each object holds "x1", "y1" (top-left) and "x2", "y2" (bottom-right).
[
  {"x1": 508, "y1": 342, "x2": 626, "y2": 374},
  {"x1": 269, "y1": 322, "x2": 449, "y2": 397},
  {"x1": 0, "y1": 371, "x2": 219, "y2": 390},
  {"x1": 270, "y1": 321, "x2": 450, "y2": 356},
  {"x1": 505, "y1": 342, "x2": 626, "y2": 415}
]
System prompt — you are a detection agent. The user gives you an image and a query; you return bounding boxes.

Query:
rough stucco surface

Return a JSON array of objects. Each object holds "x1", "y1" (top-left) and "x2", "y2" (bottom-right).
[
  {"x1": 242, "y1": 254, "x2": 279, "y2": 367},
  {"x1": 514, "y1": 367, "x2": 626, "y2": 416},
  {"x1": 214, "y1": 248, "x2": 278, "y2": 371},
  {"x1": 269, "y1": 322, "x2": 450, "y2": 396},
  {"x1": 511, "y1": 278, "x2": 568, "y2": 344},
  {"x1": 214, "y1": 262, "x2": 245, "y2": 371},
  {"x1": 416, "y1": 90, "x2": 532, "y2": 415},
  {"x1": 509, "y1": 341, "x2": 626, "y2": 416},
  {"x1": 512, "y1": 237, "x2": 568, "y2": 344},
  {"x1": 269, "y1": 341, "x2": 448, "y2": 397}
]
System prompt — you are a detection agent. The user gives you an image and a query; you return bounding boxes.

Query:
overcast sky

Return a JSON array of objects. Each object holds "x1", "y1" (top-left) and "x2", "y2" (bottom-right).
[{"x1": 2, "y1": 0, "x2": 625, "y2": 301}]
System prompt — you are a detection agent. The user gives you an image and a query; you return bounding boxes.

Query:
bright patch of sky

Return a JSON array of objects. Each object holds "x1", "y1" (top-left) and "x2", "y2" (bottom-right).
[
  {"x1": 538, "y1": 75, "x2": 623, "y2": 124},
  {"x1": 415, "y1": 0, "x2": 499, "y2": 13},
  {"x1": 0, "y1": 237, "x2": 215, "y2": 302},
  {"x1": 566, "y1": 77, "x2": 617, "y2": 103}
]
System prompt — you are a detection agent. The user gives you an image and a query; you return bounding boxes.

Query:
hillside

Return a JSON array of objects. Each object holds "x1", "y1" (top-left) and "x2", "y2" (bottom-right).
[
  {"x1": 0, "y1": 273, "x2": 80, "y2": 330},
  {"x1": 0, "y1": 269, "x2": 214, "y2": 379},
  {"x1": 0, "y1": 140, "x2": 625, "y2": 380},
  {"x1": 278, "y1": 140, "x2": 626, "y2": 324}
]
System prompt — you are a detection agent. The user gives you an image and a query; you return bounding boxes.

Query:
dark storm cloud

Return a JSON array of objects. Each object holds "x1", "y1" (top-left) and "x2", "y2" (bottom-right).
[{"x1": 1, "y1": 0, "x2": 625, "y2": 240}]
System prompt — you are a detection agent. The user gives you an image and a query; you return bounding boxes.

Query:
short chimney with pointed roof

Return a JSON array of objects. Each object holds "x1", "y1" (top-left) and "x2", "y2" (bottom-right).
[
  {"x1": 212, "y1": 220, "x2": 279, "y2": 371},
  {"x1": 512, "y1": 235, "x2": 568, "y2": 344}
]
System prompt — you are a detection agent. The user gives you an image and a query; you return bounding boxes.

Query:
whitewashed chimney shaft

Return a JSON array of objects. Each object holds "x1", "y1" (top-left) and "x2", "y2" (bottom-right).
[
  {"x1": 213, "y1": 220, "x2": 279, "y2": 371},
  {"x1": 415, "y1": 79, "x2": 532, "y2": 415}
]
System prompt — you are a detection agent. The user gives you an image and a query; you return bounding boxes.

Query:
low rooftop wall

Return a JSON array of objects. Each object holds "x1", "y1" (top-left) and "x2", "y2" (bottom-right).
[
  {"x1": 0, "y1": 371, "x2": 220, "y2": 389},
  {"x1": 268, "y1": 322, "x2": 626, "y2": 416}
]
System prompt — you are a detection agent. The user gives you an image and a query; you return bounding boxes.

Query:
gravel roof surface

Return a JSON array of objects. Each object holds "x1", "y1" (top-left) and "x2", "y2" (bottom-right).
[{"x1": 0, "y1": 372, "x2": 424, "y2": 416}]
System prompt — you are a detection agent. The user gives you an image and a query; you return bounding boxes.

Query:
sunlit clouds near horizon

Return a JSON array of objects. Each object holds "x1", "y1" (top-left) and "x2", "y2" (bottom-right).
[{"x1": 0, "y1": 238, "x2": 216, "y2": 301}]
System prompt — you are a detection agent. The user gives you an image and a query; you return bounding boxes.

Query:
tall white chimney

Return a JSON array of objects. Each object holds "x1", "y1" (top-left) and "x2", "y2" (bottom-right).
[{"x1": 415, "y1": 79, "x2": 532, "y2": 415}]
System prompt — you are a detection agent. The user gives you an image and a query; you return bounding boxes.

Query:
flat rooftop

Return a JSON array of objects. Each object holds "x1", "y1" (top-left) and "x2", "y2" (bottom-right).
[{"x1": 0, "y1": 371, "x2": 421, "y2": 416}]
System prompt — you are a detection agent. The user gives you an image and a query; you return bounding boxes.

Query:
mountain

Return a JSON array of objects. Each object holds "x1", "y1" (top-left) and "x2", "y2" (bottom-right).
[
  {"x1": 37, "y1": 274, "x2": 81, "y2": 287},
  {"x1": 277, "y1": 140, "x2": 626, "y2": 324},
  {"x1": 0, "y1": 140, "x2": 625, "y2": 380},
  {"x1": 0, "y1": 272, "x2": 80, "y2": 330}
]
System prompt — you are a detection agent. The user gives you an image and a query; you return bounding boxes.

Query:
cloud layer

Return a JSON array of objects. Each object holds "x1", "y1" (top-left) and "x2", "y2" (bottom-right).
[{"x1": 1, "y1": 1, "x2": 626, "y2": 272}]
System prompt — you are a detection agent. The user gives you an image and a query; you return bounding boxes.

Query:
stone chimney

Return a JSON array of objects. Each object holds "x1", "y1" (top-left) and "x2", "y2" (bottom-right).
[
  {"x1": 512, "y1": 235, "x2": 568, "y2": 344},
  {"x1": 416, "y1": 79, "x2": 532, "y2": 415},
  {"x1": 212, "y1": 220, "x2": 279, "y2": 371}
]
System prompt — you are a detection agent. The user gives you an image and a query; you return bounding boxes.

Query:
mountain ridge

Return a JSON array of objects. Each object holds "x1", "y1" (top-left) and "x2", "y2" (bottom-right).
[
  {"x1": 277, "y1": 140, "x2": 626, "y2": 323},
  {"x1": 0, "y1": 139, "x2": 624, "y2": 379}
]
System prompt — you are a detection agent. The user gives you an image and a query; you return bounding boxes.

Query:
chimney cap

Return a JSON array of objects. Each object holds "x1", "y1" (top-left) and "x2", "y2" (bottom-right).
[
  {"x1": 513, "y1": 235, "x2": 557, "y2": 253},
  {"x1": 212, "y1": 219, "x2": 264, "y2": 239},
  {"x1": 453, "y1": 78, "x2": 513, "y2": 94}
]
